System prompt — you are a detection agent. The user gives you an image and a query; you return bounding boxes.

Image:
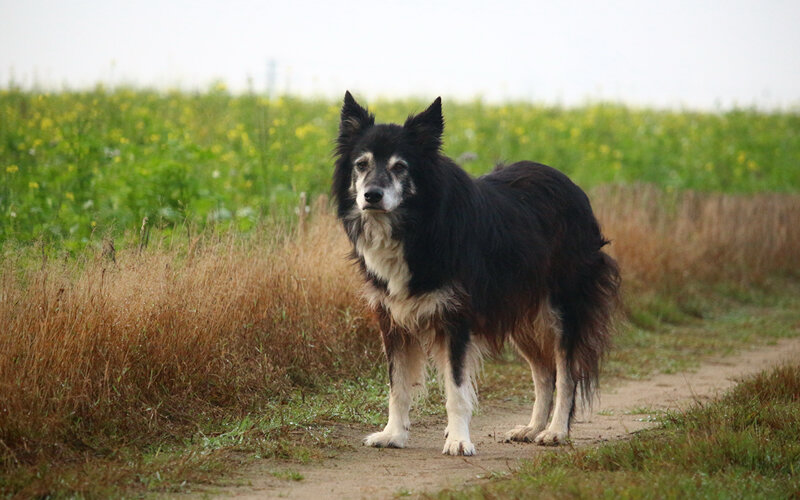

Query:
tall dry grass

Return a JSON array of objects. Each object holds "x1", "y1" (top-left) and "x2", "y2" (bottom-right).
[
  {"x1": 0, "y1": 207, "x2": 375, "y2": 466},
  {"x1": 595, "y1": 185, "x2": 800, "y2": 290},
  {"x1": 1, "y1": 186, "x2": 799, "y2": 468}
]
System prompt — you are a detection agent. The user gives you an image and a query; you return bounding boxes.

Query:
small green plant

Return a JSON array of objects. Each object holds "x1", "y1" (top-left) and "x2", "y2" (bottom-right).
[{"x1": 271, "y1": 469, "x2": 304, "y2": 481}]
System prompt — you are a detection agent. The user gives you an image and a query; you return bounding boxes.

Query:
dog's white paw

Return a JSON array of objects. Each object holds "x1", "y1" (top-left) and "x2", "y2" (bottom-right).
[
  {"x1": 534, "y1": 429, "x2": 569, "y2": 446},
  {"x1": 503, "y1": 424, "x2": 546, "y2": 443},
  {"x1": 364, "y1": 429, "x2": 408, "y2": 449},
  {"x1": 442, "y1": 438, "x2": 476, "y2": 456}
]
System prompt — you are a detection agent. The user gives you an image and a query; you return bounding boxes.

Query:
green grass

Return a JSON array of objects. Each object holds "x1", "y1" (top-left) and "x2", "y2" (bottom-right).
[
  {"x1": 433, "y1": 363, "x2": 800, "y2": 499},
  {"x1": 2, "y1": 87, "x2": 799, "y2": 248},
  {"x1": 270, "y1": 469, "x2": 304, "y2": 482}
]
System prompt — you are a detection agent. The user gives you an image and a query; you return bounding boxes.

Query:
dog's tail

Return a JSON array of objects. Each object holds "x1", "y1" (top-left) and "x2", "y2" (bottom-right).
[{"x1": 561, "y1": 249, "x2": 621, "y2": 407}]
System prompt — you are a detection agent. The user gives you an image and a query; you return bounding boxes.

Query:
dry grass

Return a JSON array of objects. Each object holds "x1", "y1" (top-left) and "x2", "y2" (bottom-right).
[
  {"x1": 594, "y1": 184, "x2": 800, "y2": 290},
  {"x1": 0, "y1": 204, "x2": 376, "y2": 468},
  {"x1": 1, "y1": 185, "x2": 799, "y2": 472}
]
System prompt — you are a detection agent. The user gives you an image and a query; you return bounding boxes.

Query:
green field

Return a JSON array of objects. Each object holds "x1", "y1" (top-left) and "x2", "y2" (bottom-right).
[{"x1": 2, "y1": 87, "x2": 799, "y2": 248}]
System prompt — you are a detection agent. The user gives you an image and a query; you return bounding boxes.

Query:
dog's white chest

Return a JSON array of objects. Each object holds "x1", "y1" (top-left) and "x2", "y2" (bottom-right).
[
  {"x1": 355, "y1": 216, "x2": 457, "y2": 329},
  {"x1": 355, "y1": 216, "x2": 410, "y2": 297}
]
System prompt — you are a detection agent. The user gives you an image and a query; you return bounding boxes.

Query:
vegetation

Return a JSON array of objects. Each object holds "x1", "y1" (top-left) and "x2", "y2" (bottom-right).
[
  {"x1": 2, "y1": 87, "x2": 799, "y2": 248},
  {"x1": 1, "y1": 88, "x2": 799, "y2": 497},
  {"x1": 435, "y1": 363, "x2": 800, "y2": 499},
  {"x1": 2, "y1": 188, "x2": 799, "y2": 497}
]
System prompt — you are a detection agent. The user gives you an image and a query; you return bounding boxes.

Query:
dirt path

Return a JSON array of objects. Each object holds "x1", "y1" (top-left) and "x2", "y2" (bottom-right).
[{"x1": 215, "y1": 337, "x2": 800, "y2": 499}]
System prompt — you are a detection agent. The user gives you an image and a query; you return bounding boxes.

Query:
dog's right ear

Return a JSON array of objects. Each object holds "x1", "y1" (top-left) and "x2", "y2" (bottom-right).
[{"x1": 338, "y1": 91, "x2": 374, "y2": 146}]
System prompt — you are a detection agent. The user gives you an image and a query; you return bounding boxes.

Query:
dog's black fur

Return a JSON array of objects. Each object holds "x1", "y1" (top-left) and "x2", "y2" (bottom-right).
[{"x1": 333, "y1": 92, "x2": 620, "y2": 454}]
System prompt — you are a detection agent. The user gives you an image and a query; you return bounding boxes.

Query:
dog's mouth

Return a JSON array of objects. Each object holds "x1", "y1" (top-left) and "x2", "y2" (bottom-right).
[{"x1": 361, "y1": 204, "x2": 388, "y2": 213}]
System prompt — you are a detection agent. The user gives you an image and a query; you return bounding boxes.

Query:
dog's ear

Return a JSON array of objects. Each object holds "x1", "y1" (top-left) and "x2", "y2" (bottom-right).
[
  {"x1": 404, "y1": 97, "x2": 443, "y2": 151},
  {"x1": 338, "y1": 91, "x2": 374, "y2": 146}
]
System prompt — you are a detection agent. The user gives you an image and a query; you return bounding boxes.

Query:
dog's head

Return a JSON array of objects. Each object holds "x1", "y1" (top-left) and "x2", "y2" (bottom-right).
[{"x1": 333, "y1": 91, "x2": 443, "y2": 215}]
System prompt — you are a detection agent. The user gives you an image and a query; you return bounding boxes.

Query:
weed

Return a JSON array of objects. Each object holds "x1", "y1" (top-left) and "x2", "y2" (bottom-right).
[{"x1": 270, "y1": 469, "x2": 304, "y2": 481}]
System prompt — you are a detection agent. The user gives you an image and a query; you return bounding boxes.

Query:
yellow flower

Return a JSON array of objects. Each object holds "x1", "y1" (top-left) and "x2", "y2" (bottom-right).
[
  {"x1": 599, "y1": 144, "x2": 611, "y2": 155},
  {"x1": 65, "y1": 192, "x2": 75, "y2": 201},
  {"x1": 91, "y1": 221, "x2": 97, "y2": 228},
  {"x1": 5, "y1": 165, "x2": 18, "y2": 174},
  {"x1": 294, "y1": 123, "x2": 316, "y2": 140},
  {"x1": 29, "y1": 181, "x2": 39, "y2": 189}
]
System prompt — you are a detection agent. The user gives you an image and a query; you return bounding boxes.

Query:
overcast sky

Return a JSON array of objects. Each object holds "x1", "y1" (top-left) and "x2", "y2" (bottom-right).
[{"x1": 1, "y1": 0, "x2": 799, "y2": 109}]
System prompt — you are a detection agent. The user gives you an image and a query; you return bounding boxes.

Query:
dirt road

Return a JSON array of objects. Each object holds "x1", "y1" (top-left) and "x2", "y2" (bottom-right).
[{"x1": 214, "y1": 337, "x2": 800, "y2": 499}]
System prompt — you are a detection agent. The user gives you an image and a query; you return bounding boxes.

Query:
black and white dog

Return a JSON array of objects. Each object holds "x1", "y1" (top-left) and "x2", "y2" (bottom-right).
[{"x1": 333, "y1": 92, "x2": 620, "y2": 456}]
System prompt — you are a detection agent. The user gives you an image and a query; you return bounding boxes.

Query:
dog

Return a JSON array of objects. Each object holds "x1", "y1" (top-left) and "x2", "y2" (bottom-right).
[{"x1": 332, "y1": 92, "x2": 620, "y2": 456}]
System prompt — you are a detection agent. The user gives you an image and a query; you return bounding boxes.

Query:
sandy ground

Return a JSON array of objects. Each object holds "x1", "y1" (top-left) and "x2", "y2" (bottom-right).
[{"x1": 210, "y1": 337, "x2": 800, "y2": 499}]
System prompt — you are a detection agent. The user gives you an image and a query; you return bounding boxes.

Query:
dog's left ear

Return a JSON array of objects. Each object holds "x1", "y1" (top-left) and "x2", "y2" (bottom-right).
[{"x1": 404, "y1": 97, "x2": 443, "y2": 151}]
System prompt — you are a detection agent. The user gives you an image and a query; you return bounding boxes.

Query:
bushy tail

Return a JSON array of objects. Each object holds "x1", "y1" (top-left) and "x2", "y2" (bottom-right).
[{"x1": 562, "y1": 250, "x2": 621, "y2": 407}]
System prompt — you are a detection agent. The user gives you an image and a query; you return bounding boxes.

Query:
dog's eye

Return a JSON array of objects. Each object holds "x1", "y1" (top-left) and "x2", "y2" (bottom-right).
[
  {"x1": 355, "y1": 159, "x2": 369, "y2": 171},
  {"x1": 392, "y1": 160, "x2": 408, "y2": 172}
]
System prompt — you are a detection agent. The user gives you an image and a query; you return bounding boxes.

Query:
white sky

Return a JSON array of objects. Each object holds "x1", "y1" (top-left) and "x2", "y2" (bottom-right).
[{"x1": 1, "y1": 0, "x2": 799, "y2": 109}]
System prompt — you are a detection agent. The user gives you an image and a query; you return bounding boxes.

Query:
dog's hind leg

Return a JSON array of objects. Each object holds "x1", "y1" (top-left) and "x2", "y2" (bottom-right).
[
  {"x1": 505, "y1": 303, "x2": 559, "y2": 443},
  {"x1": 534, "y1": 344, "x2": 575, "y2": 445},
  {"x1": 503, "y1": 356, "x2": 554, "y2": 442},
  {"x1": 434, "y1": 318, "x2": 479, "y2": 456},
  {"x1": 364, "y1": 309, "x2": 426, "y2": 449}
]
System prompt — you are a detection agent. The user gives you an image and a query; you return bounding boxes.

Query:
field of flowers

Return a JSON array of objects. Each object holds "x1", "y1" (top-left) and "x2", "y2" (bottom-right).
[{"x1": 1, "y1": 86, "x2": 799, "y2": 248}]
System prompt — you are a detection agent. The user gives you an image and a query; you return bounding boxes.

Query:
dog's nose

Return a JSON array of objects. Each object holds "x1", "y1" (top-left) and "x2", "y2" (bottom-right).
[{"x1": 364, "y1": 189, "x2": 383, "y2": 204}]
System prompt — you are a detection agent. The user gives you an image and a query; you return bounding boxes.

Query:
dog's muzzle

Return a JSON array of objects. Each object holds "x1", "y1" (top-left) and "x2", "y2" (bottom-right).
[{"x1": 362, "y1": 188, "x2": 386, "y2": 211}]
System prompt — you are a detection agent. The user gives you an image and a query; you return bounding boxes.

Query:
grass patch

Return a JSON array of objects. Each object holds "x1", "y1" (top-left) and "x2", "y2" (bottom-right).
[
  {"x1": 270, "y1": 469, "x2": 305, "y2": 482},
  {"x1": 435, "y1": 363, "x2": 800, "y2": 499},
  {"x1": 1, "y1": 375, "x2": 390, "y2": 497}
]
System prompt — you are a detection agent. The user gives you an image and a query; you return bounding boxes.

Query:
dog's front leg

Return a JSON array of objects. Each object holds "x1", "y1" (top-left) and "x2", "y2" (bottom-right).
[
  {"x1": 437, "y1": 318, "x2": 477, "y2": 456},
  {"x1": 364, "y1": 308, "x2": 425, "y2": 449}
]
